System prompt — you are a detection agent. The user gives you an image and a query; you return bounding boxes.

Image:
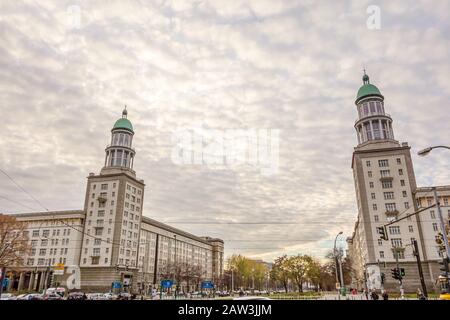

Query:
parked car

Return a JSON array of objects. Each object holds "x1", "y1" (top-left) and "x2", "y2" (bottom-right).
[
  {"x1": 117, "y1": 292, "x2": 132, "y2": 300},
  {"x1": 233, "y1": 296, "x2": 272, "y2": 300},
  {"x1": 87, "y1": 293, "x2": 108, "y2": 300},
  {"x1": 44, "y1": 293, "x2": 63, "y2": 300},
  {"x1": 16, "y1": 293, "x2": 43, "y2": 300},
  {"x1": 67, "y1": 292, "x2": 86, "y2": 300},
  {"x1": 0, "y1": 293, "x2": 17, "y2": 300}
]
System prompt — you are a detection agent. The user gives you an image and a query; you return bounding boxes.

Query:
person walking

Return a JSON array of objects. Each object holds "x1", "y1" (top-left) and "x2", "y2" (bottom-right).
[
  {"x1": 382, "y1": 290, "x2": 389, "y2": 300},
  {"x1": 370, "y1": 290, "x2": 379, "y2": 300},
  {"x1": 417, "y1": 288, "x2": 426, "y2": 300}
]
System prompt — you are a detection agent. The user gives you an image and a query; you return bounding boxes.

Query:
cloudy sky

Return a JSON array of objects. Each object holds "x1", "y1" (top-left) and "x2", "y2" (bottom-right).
[{"x1": 1, "y1": 0, "x2": 449, "y2": 262}]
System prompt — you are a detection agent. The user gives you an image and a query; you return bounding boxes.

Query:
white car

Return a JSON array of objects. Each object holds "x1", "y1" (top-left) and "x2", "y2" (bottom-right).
[
  {"x1": 0, "y1": 293, "x2": 17, "y2": 300},
  {"x1": 87, "y1": 293, "x2": 107, "y2": 300},
  {"x1": 233, "y1": 296, "x2": 272, "y2": 300}
]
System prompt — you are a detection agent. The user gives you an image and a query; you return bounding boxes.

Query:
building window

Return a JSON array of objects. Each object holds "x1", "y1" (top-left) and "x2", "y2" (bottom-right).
[
  {"x1": 408, "y1": 225, "x2": 413, "y2": 232},
  {"x1": 369, "y1": 182, "x2": 374, "y2": 188},
  {"x1": 380, "y1": 170, "x2": 390, "y2": 177},
  {"x1": 430, "y1": 211, "x2": 436, "y2": 219},
  {"x1": 95, "y1": 228, "x2": 103, "y2": 236},
  {"x1": 396, "y1": 251, "x2": 405, "y2": 259},
  {"x1": 384, "y1": 192, "x2": 395, "y2": 200},
  {"x1": 113, "y1": 183, "x2": 116, "y2": 188},
  {"x1": 404, "y1": 202, "x2": 409, "y2": 209},
  {"x1": 94, "y1": 238, "x2": 101, "y2": 245},
  {"x1": 400, "y1": 180, "x2": 405, "y2": 186},
  {"x1": 373, "y1": 204, "x2": 377, "y2": 210},
  {"x1": 398, "y1": 169, "x2": 403, "y2": 175},
  {"x1": 432, "y1": 223, "x2": 438, "y2": 232},
  {"x1": 402, "y1": 191, "x2": 407, "y2": 198},
  {"x1": 378, "y1": 159, "x2": 389, "y2": 167},
  {"x1": 379, "y1": 251, "x2": 385, "y2": 258},
  {"x1": 382, "y1": 181, "x2": 393, "y2": 189},
  {"x1": 91, "y1": 257, "x2": 100, "y2": 265},
  {"x1": 32, "y1": 230, "x2": 39, "y2": 237},
  {"x1": 396, "y1": 158, "x2": 401, "y2": 164},
  {"x1": 389, "y1": 226, "x2": 400, "y2": 235},
  {"x1": 385, "y1": 203, "x2": 397, "y2": 212},
  {"x1": 391, "y1": 238, "x2": 403, "y2": 247},
  {"x1": 93, "y1": 248, "x2": 101, "y2": 255},
  {"x1": 374, "y1": 215, "x2": 379, "y2": 222},
  {"x1": 101, "y1": 184, "x2": 108, "y2": 190}
]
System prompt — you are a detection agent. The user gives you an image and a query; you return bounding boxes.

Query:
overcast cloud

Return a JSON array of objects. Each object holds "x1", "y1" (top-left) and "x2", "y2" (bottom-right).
[{"x1": 1, "y1": 0, "x2": 449, "y2": 261}]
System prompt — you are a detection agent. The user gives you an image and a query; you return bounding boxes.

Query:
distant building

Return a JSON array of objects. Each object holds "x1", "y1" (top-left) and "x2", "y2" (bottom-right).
[
  {"x1": 4, "y1": 108, "x2": 223, "y2": 294},
  {"x1": 347, "y1": 72, "x2": 448, "y2": 292}
]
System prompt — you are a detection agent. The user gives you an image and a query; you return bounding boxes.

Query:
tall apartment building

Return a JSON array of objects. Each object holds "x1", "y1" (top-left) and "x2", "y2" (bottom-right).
[
  {"x1": 347, "y1": 72, "x2": 446, "y2": 292},
  {"x1": 3, "y1": 109, "x2": 224, "y2": 293}
]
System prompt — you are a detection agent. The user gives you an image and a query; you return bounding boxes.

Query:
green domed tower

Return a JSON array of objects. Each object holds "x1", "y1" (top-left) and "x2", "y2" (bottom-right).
[
  {"x1": 103, "y1": 107, "x2": 136, "y2": 173},
  {"x1": 354, "y1": 71, "x2": 395, "y2": 145}
]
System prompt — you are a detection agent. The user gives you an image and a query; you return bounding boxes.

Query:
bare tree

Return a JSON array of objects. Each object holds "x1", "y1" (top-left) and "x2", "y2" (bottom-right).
[{"x1": 0, "y1": 214, "x2": 30, "y2": 268}]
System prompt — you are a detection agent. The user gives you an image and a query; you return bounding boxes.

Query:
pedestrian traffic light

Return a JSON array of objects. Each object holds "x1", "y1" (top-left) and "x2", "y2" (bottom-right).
[
  {"x1": 400, "y1": 268, "x2": 405, "y2": 277},
  {"x1": 391, "y1": 268, "x2": 400, "y2": 280},
  {"x1": 377, "y1": 226, "x2": 388, "y2": 241},
  {"x1": 438, "y1": 257, "x2": 450, "y2": 276}
]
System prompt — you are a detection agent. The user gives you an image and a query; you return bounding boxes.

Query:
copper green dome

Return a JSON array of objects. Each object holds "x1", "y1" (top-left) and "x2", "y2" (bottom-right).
[
  {"x1": 356, "y1": 72, "x2": 383, "y2": 103},
  {"x1": 112, "y1": 107, "x2": 134, "y2": 133}
]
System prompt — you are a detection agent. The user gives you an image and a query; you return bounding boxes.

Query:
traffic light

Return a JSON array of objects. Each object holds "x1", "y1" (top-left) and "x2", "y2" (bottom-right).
[
  {"x1": 435, "y1": 233, "x2": 446, "y2": 252},
  {"x1": 400, "y1": 268, "x2": 405, "y2": 277},
  {"x1": 438, "y1": 257, "x2": 449, "y2": 276},
  {"x1": 380, "y1": 272, "x2": 385, "y2": 284},
  {"x1": 391, "y1": 268, "x2": 400, "y2": 280},
  {"x1": 377, "y1": 226, "x2": 388, "y2": 241}
]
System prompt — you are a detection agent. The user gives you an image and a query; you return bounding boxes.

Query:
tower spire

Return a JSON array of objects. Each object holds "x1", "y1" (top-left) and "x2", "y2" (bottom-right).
[
  {"x1": 362, "y1": 69, "x2": 370, "y2": 85},
  {"x1": 122, "y1": 105, "x2": 128, "y2": 118}
]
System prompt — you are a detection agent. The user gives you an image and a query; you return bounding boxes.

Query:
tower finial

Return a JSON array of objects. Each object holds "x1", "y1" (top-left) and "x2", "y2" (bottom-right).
[
  {"x1": 362, "y1": 69, "x2": 370, "y2": 85},
  {"x1": 122, "y1": 105, "x2": 128, "y2": 118}
]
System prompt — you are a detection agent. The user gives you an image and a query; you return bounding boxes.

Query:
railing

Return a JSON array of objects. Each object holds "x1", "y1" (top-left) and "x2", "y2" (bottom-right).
[{"x1": 355, "y1": 113, "x2": 391, "y2": 125}]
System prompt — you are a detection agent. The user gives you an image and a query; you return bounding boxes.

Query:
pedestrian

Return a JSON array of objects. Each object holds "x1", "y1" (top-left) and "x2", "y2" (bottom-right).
[
  {"x1": 370, "y1": 290, "x2": 379, "y2": 300},
  {"x1": 416, "y1": 288, "x2": 426, "y2": 300},
  {"x1": 382, "y1": 290, "x2": 388, "y2": 300},
  {"x1": 363, "y1": 288, "x2": 368, "y2": 300}
]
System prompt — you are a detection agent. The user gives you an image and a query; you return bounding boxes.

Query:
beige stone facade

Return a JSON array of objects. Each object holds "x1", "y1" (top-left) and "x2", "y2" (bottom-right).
[{"x1": 347, "y1": 74, "x2": 446, "y2": 293}]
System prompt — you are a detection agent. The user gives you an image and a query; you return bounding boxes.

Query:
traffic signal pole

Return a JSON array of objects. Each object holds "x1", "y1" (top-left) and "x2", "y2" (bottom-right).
[
  {"x1": 433, "y1": 188, "x2": 450, "y2": 260},
  {"x1": 412, "y1": 239, "x2": 428, "y2": 298},
  {"x1": 394, "y1": 248, "x2": 405, "y2": 299}
]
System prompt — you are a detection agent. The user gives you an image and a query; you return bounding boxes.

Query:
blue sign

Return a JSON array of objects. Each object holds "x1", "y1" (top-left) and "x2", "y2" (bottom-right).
[
  {"x1": 2, "y1": 278, "x2": 9, "y2": 289},
  {"x1": 201, "y1": 281, "x2": 214, "y2": 289},
  {"x1": 161, "y1": 279, "x2": 173, "y2": 288},
  {"x1": 112, "y1": 281, "x2": 122, "y2": 289}
]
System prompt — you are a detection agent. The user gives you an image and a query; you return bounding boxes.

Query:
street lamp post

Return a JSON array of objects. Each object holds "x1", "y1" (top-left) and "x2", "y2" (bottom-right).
[
  {"x1": 334, "y1": 231, "x2": 343, "y2": 299},
  {"x1": 417, "y1": 146, "x2": 450, "y2": 259}
]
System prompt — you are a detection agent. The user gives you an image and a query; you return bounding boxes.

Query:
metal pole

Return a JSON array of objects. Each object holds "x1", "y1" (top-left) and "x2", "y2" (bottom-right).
[
  {"x1": 394, "y1": 248, "x2": 405, "y2": 299},
  {"x1": 339, "y1": 254, "x2": 344, "y2": 289},
  {"x1": 412, "y1": 239, "x2": 428, "y2": 298},
  {"x1": 231, "y1": 269, "x2": 234, "y2": 293},
  {"x1": 433, "y1": 188, "x2": 450, "y2": 259},
  {"x1": 0, "y1": 267, "x2": 5, "y2": 298},
  {"x1": 377, "y1": 260, "x2": 384, "y2": 291},
  {"x1": 174, "y1": 235, "x2": 177, "y2": 300},
  {"x1": 334, "y1": 233, "x2": 341, "y2": 300}
]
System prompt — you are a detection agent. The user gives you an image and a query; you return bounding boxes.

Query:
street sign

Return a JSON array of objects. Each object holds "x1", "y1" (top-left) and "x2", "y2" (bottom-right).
[
  {"x1": 201, "y1": 281, "x2": 214, "y2": 289},
  {"x1": 161, "y1": 279, "x2": 173, "y2": 288},
  {"x1": 112, "y1": 281, "x2": 122, "y2": 289},
  {"x1": 53, "y1": 263, "x2": 65, "y2": 275}
]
